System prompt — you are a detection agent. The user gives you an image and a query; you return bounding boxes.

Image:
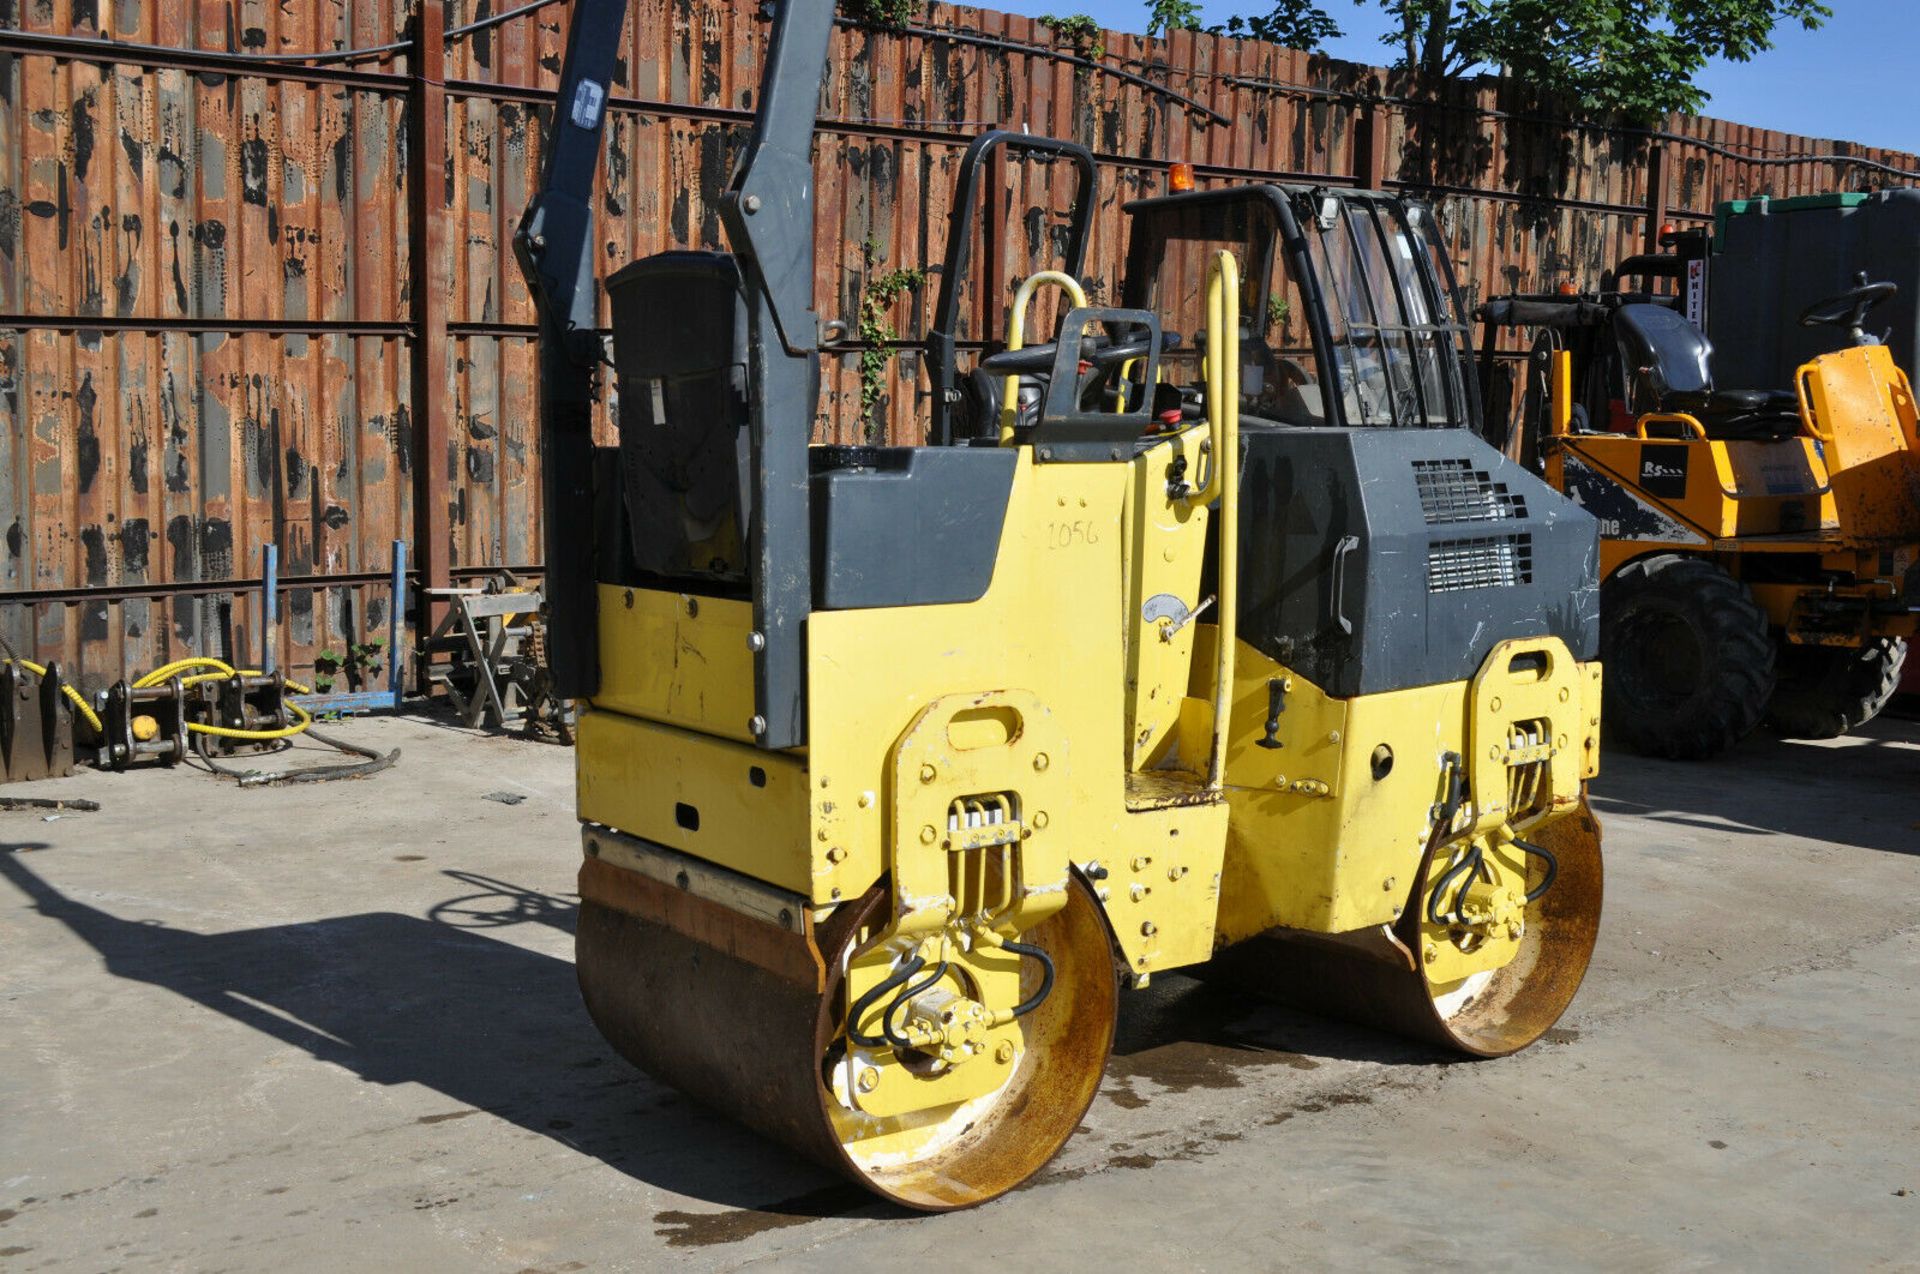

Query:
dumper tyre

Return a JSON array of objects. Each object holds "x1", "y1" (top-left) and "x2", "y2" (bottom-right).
[
  {"x1": 1765, "y1": 637, "x2": 1907, "y2": 740},
  {"x1": 1600, "y1": 554, "x2": 1774, "y2": 760}
]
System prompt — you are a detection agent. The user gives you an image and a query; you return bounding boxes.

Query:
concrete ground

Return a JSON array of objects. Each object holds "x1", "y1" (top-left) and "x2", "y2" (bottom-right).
[{"x1": 2, "y1": 707, "x2": 1917, "y2": 1272}]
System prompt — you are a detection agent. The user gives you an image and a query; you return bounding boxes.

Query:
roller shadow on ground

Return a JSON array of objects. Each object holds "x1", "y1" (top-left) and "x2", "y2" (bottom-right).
[
  {"x1": 1110, "y1": 970, "x2": 1454, "y2": 1092},
  {"x1": 0, "y1": 849, "x2": 1493, "y2": 1240},
  {"x1": 1591, "y1": 714, "x2": 1920, "y2": 855},
  {"x1": 0, "y1": 849, "x2": 852, "y2": 1216}
]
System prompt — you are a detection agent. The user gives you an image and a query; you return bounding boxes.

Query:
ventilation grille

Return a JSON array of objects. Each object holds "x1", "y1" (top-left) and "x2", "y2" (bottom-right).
[
  {"x1": 1413, "y1": 458, "x2": 1527, "y2": 524},
  {"x1": 1427, "y1": 534, "x2": 1533, "y2": 593}
]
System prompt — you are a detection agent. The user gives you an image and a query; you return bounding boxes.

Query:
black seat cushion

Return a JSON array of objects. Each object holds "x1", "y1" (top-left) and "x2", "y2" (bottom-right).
[
  {"x1": 1661, "y1": 387, "x2": 1803, "y2": 440},
  {"x1": 1709, "y1": 388, "x2": 1797, "y2": 413}
]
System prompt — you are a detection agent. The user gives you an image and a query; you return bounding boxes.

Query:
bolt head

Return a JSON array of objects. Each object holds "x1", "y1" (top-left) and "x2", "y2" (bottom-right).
[
  {"x1": 1140, "y1": 920, "x2": 1157, "y2": 936},
  {"x1": 747, "y1": 630, "x2": 766, "y2": 652},
  {"x1": 749, "y1": 714, "x2": 767, "y2": 736},
  {"x1": 1032, "y1": 751, "x2": 1050, "y2": 772},
  {"x1": 743, "y1": 193, "x2": 762, "y2": 213},
  {"x1": 995, "y1": 1040, "x2": 1015, "y2": 1064},
  {"x1": 920, "y1": 824, "x2": 938, "y2": 844},
  {"x1": 856, "y1": 1068, "x2": 878, "y2": 1092}
]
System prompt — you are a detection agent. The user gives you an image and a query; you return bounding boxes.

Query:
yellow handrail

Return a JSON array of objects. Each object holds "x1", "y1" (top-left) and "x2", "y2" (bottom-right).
[
  {"x1": 1635, "y1": 412, "x2": 1707, "y2": 440},
  {"x1": 1549, "y1": 349, "x2": 1573, "y2": 436},
  {"x1": 1000, "y1": 270, "x2": 1089, "y2": 443},
  {"x1": 1201, "y1": 250, "x2": 1240, "y2": 791}
]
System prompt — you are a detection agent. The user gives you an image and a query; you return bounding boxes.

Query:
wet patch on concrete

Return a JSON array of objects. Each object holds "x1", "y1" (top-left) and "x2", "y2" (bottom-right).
[
  {"x1": 1102, "y1": 977, "x2": 1326, "y2": 1109},
  {"x1": 1110, "y1": 1038, "x2": 1322, "y2": 1100},
  {"x1": 1543, "y1": 1026, "x2": 1581, "y2": 1044},
  {"x1": 651, "y1": 1183, "x2": 873, "y2": 1248},
  {"x1": 1295, "y1": 1092, "x2": 1374, "y2": 1114}
]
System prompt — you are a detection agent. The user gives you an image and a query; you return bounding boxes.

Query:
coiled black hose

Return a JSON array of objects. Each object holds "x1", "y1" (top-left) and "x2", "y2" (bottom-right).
[
  {"x1": 1003, "y1": 938, "x2": 1056, "y2": 1018},
  {"x1": 1427, "y1": 843, "x2": 1485, "y2": 926},
  {"x1": 847, "y1": 954, "x2": 926, "y2": 1049},
  {"x1": 882, "y1": 960, "x2": 952, "y2": 1049},
  {"x1": 1513, "y1": 837, "x2": 1560, "y2": 903}
]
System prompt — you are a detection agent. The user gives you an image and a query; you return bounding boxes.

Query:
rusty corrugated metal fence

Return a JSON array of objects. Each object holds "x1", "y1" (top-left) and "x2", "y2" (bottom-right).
[{"x1": 4, "y1": 0, "x2": 1916, "y2": 692}]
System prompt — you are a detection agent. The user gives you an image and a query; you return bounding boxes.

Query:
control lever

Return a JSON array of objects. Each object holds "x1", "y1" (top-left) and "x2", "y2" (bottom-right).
[
  {"x1": 1159, "y1": 595, "x2": 1214, "y2": 642},
  {"x1": 1257, "y1": 676, "x2": 1289, "y2": 749}
]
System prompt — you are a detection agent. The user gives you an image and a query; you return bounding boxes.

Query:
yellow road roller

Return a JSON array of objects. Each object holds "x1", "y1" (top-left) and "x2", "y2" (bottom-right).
[{"x1": 513, "y1": 0, "x2": 1605, "y2": 1210}]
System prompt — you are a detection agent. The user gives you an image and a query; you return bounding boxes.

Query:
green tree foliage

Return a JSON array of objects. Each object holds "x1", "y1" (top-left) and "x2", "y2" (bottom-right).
[
  {"x1": 1147, "y1": 0, "x2": 1342, "y2": 51},
  {"x1": 1145, "y1": 0, "x2": 1206, "y2": 34},
  {"x1": 1169, "y1": 0, "x2": 1830, "y2": 120},
  {"x1": 1214, "y1": 0, "x2": 1344, "y2": 49}
]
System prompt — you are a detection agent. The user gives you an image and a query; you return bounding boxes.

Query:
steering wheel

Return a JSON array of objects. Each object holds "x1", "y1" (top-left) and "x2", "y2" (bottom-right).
[
  {"x1": 979, "y1": 328, "x2": 1179, "y2": 376},
  {"x1": 1799, "y1": 272, "x2": 1898, "y2": 347}
]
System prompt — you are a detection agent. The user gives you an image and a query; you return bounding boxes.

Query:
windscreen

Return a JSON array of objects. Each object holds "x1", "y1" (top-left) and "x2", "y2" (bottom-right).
[
  {"x1": 1130, "y1": 197, "x2": 1327, "y2": 427},
  {"x1": 1306, "y1": 196, "x2": 1473, "y2": 428}
]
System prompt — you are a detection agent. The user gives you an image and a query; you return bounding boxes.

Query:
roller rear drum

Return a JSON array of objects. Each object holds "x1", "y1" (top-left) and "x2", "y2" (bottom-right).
[{"x1": 1206, "y1": 800, "x2": 1603, "y2": 1057}]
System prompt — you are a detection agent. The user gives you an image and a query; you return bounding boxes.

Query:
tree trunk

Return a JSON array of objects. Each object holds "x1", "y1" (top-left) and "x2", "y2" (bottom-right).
[{"x1": 1420, "y1": 0, "x2": 1451, "y2": 78}]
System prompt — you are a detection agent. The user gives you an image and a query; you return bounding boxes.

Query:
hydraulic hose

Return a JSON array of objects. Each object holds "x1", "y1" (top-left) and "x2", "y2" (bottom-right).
[
  {"x1": 1513, "y1": 837, "x2": 1560, "y2": 903},
  {"x1": 1002, "y1": 938, "x2": 1056, "y2": 1018},
  {"x1": 1, "y1": 657, "x2": 103, "y2": 734},
  {"x1": 1427, "y1": 844, "x2": 1485, "y2": 927},
  {"x1": 847, "y1": 954, "x2": 927, "y2": 1049},
  {"x1": 134, "y1": 657, "x2": 317, "y2": 741},
  {"x1": 883, "y1": 960, "x2": 952, "y2": 1050}
]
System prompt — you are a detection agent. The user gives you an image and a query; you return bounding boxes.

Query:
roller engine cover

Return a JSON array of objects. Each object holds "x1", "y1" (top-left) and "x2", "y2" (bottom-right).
[{"x1": 1232, "y1": 425, "x2": 1600, "y2": 696}]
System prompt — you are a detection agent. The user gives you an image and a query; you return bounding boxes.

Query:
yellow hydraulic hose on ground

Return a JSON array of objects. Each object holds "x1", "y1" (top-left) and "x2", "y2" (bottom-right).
[
  {"x1": 1, "y1": 654, "x2": 316, "y2": 740},
  {"x1": 133, "y1": 657, "x2": 316, "y2": 741},
  {"x1": 2, "y1": 657, "x2": 104, "y2": 734}
]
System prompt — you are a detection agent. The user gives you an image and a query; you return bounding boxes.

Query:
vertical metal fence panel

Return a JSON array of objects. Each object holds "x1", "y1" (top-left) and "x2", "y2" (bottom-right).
[{"x1": 3, "y1": 0, "x2": 1916, "y2": 689}]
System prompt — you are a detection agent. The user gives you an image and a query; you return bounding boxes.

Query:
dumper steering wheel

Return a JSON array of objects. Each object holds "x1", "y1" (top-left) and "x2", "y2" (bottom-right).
[{"x1": 1799, "y1": 273, "x2": 1898, "y2": 347}]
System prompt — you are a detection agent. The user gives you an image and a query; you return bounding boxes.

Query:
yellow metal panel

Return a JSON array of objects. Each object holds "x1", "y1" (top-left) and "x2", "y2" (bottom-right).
[
  {"x1": 1122, "y1": 428, "x2": 1212, "y2": 772},
  {"x1": 575, "y1": 709, "x2": 813, "y2": 895},
  {"x1": 1211, "y1": 636, "x2": 1597, "y2": 945},
  {"x1": 804, "y1": 449, "x2": 1230, "y2": 972},
  {"x1": 1563, "y1": 436, "x2": 1719, "y2": 541},
  {"x1": 1798, "y1": 344, "x2": 1920, "y2": 540},
  {"x1": 591, "y1": 585, "x2": 757, "y2": 742}
]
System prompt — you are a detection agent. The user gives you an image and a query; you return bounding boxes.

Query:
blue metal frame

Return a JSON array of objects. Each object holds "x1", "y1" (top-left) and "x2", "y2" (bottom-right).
[{"x1": 263, "y1": 539, "x2": 409, "y2": 715}]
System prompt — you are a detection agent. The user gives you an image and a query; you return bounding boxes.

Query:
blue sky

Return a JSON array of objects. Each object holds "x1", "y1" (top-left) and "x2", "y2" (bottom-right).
[{"x1": 997, "y1": 1, "x2": 1916, "y2": 154}]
